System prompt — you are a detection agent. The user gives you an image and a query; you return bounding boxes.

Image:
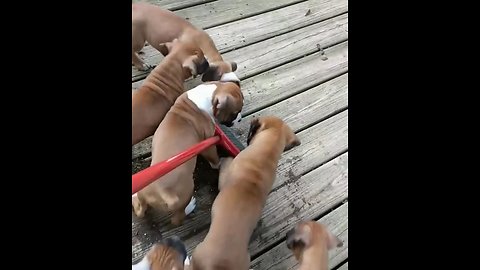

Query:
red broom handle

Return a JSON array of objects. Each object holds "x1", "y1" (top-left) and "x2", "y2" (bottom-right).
[
  {"x1": 214, "y1": 125, "x2": 241, "y2": 156},
  {"x1": 132, "y1": 136, "x2": 220, "y2": 194}
]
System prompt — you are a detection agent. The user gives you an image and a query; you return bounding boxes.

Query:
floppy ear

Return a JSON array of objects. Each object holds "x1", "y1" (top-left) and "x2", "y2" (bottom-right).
[
  {"x1": 230, "y1": 61, "x2": 237, "y2": 71},
  {"x1": 182, "y1": 56, "x2": 199, "y2": 77},
  {"x1": 158, "y1": 41, "x2": 174, "y2": 56},
  {"x1": 202, "y1": 65, "x2": 222, "y2": 82},
  {"x1": 326, "y1": 230, "x2": 343, "y2": 250},
  {"x1": 212, "y1": 94, "x2": 231, "y2": 116},
  {"x1": 247, "y1": 118, "x2": 263, "y2": 145}
]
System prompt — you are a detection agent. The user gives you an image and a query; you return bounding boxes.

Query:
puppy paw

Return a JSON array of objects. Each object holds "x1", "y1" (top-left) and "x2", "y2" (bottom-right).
[
  {"x1": 184, "y1": 196, "x2": 196, "y2": 216},
  {"x1": 136, "y1": 63, "x2": 153, "y2": 71}
]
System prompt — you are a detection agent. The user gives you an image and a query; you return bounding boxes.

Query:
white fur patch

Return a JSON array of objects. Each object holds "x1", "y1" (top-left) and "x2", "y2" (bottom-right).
[
  {"x1": 220, "y1": 72, "x2": 240, "y2": 82},
  {"x1": 233, "y1": 112, "x2": 242, "y2": 124},
  {"x1": 186, "y1": 84, "x2": 217, "y2": 122},
  {"x1": 132, "y1": 193, "x2": 138, "y2": 199},
  {"x1": 184, "y1": 256, "x2": 191, "y2": 266},
  {"x1": 184, "y1": 196, "x2": 197, "y2": 215},
  {"x1": 132, "y1": 256, "x2": 150, "y2": 270}
]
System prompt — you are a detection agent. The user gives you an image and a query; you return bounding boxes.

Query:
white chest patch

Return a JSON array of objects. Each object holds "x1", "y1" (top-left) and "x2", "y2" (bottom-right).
[
  {"x1": 220, "y1": 72, "x2": 240, "y2": 83},
  {"x1": 186, "y1": 84, "x2": 217, "y2": 122},
  {"x1": 132, "y1": 256, "x2": 150, "y2": 270}
]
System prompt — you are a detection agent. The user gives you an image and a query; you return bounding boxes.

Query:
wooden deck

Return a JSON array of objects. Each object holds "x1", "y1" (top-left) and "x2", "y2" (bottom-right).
[{"x1": 131, "y1": 0, "x2": 348, "y2": 269}]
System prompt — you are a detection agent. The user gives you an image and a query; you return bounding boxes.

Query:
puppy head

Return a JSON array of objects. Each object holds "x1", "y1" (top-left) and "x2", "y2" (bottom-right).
[
  {"x1": 134, "y1": 236, "x2": 187, "y2": 270},
  {"x1": 212, "y1": 82, "x2": 244, "y2": 127},
  {"x1": 286, "y1": 221, "x2": 343, "y2": 260},
  {"x1": 159, "y1": 39, "x2": 210, "y2": 78},
  {"x1": 246, "y1": 116, "x2": 301, "y2": 151},
  {"x1": 201, "y1": 60, "x2": 237, "y2": 82}
]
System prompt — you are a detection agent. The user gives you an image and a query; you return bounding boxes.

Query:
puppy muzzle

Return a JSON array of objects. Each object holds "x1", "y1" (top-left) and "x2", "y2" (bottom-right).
[
  {"x1": 285, "y1": 228, "x2": 296, "y2": 249},
  {"x1": 197, "y1": 59, "x2": 210, "y2": 75}
]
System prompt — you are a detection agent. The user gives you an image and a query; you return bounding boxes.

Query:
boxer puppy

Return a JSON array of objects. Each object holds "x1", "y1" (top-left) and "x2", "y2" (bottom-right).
[
  {"x1": 132, "y1": 2, "x2": 238, "y2": 82},
  {"x1": 133, "y1": 236, "x2": 187, "y2": 270},
  {"x1": 189, "y1": 116, "x2": 301, "y2": 270},
  {"x1": 286, "y1": 221, "x2": 343, "y2": 270},
  {"x1": 132, "y1": 81, "x2": 244, "y2": 226},
  {"x1": 132, "y1": 38, "x2": 209, "y2": 145}
]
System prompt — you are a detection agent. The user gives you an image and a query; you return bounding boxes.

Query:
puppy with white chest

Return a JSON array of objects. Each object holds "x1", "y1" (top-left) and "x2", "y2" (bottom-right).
[
  {"x1": 189, "y1": 116, "x2": 301, "y2": 270},
  {"x1": 132, "y1": 81, "x2": 244, "y2": 226},
  {"x1": 132, "y1": 38, "x2": 209, "y2": 145},
  {"x1": 133, "y1": 236, "x2": 187, "y2": 270},
  {"x1": 132, "y1": 2, "x2": 237, "y2": 83},
  {"x1": 286, "y1": 221, "x2": 343, "y2": 270}
]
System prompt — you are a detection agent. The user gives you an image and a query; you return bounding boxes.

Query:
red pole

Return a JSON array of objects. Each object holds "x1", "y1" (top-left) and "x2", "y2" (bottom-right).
[{"x1": 132, "y1": 136, "x2": 220, "y2": 194}]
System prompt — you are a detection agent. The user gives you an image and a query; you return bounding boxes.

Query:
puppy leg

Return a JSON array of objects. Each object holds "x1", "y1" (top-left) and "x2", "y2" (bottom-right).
[
  {"x1": 132, "y1": 51, "x2": 152, "y2": 71},
  {"x1": 218, "y1": 157, "x2": 234, "y2": 191},
  {"x1": 132, "y1": 193, "x2": 148, "y2": 218},
  {"x1": 199, "y1": 145, "x2": 220, "y2": 169}
]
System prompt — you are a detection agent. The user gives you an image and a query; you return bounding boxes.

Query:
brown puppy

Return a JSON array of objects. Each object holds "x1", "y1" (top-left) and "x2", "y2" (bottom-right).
[
  {"x1": 132, "y1": 81, "x2": 244, "y2": 226},
  {"x1": 286, "y1": 221, "x2": 343, "y2": 270},
  {"x1": 190, "y1": 116, "x2": 301, "y2": 270},
  {"x1": 133, "y1": 236, "x2": 187, "y2": 270},
  {"x1": 132, "y1": 38, "x2": 209, "y2": 145},
  {"x1": 132, "y1": 2, "x2": 237, "y2": 82}
]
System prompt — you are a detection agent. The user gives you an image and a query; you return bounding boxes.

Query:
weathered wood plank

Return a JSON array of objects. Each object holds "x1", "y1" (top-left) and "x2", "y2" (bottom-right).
[
  {"x1": 337, "y1": 261, "x2": 348, "y2": 270},
  {"x1": 184, "y1": 151, "x2": 348, "y2": 257},
  {"x1": 132, "y1": 41, "x2": 348, "y2": 159},
  {"x1": 132, "y1": 0, "x2": 215, "y2": 11},
  {"x1": 250, "y1": 202, "x2": 348, "y2": 270},
  {"x1": 132, "y1": 111, "x2": 348, "y2": 262},
  {"x1": 132, "y1": 0, "x2": 348, "y2": 81},
  {"x1": 231, "y1": 74, "x2": 348, "y2": 144},
  {"x1": 223, "y1": 14, "x2": 348, "y2": 79},
  {"x1": 240, "y1": 41, "x2": 348, "y2": 115},
  {"x1": 176, "y1": 0, "x2": 304, "y2": 29}
]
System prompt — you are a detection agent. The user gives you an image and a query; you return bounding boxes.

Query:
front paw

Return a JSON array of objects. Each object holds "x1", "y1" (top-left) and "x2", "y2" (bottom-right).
[
  {"x1": 184, "y1": 196, "x2": 196, "y2": 216},
  {"x1": 136, "y1": 63, "x2": 153, "y2": 71}
]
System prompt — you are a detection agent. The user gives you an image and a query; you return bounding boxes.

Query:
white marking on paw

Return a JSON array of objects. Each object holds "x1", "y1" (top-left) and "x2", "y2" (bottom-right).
[
  {"x1": 184, "y1": 197, "x2": 196, "y2": 215},
  {"x1": 220, "y1": 72, "x2": 240, "y2": 82}
]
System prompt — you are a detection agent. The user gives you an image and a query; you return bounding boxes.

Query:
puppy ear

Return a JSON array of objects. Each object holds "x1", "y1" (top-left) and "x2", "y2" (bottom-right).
[
  {"x1": 158, "y1": 41, "x2": 173, "y2": 56},
  {"x1": 202, "y1": 65, "x2": 222, "y2": 82},
  {"x1": 230, "y1": 61, "x2": 238, "y2": 71},
  {"x1": 247, "y1": 118, "x2": 262, "y2": 145},
  {"x1": 326, "y1": 230, "x2": 343, "y2": 250},
  {"x1": 212, "y1": 94, "x2": 231, "y2": 116},
  {"x1": 183, "y1": 58, "x2": 198, "y2": 77}
]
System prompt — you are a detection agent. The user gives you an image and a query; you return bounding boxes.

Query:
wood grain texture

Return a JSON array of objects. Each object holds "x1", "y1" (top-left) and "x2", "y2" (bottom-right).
[
  {"x1": 176, "y1": 0, "x2": 304, "y2": 29},
  {"x1": 337, "y1": 261, "x2": 348, "y2": 270},
  {"x1": 132, "y1": 112, "x2": 348, "y2": 262},
  {"x1": 240, "y1": 41, "x2": 348, "y2": 115},
  {"x1": 184, "y1": 151, "x2": 348, "y2": 257},
  {"x1": 251, "y1": 202, "x2": 348, "y2": 270},
  {"x1": 132, "y1": 0, "x2": 348, "y2": 81},
  {"x1": 132, "y1": 41, "x2": 348, "y2": 159},
  {"x1": 231, "y1": 74, "x2": 348, "y2": 144},
  {"x1": 132, "y1": 0, "x2": 215, "y2": 11}
]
